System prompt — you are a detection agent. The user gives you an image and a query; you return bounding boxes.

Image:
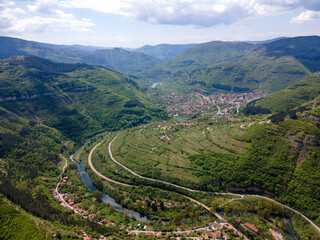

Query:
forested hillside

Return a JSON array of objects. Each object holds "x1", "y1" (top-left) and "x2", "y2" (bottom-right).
[
  {"x1": 0, "y1": 56, "x2": 166, "y2": 142},
  {"x1": 144, "y1": 36, "x2": 320, "y2": 93},
  {"x1": 134, "y1": 43, "x2": 196, "y2": 60},
  {"x1": 254, "y1": 72, "x2": 320, "y2": 112},
  {"x1": 0, "y1": 37, "x2": 162, "y2": 74},
  {"x1": 0, "y1": 55, "x2": 167, "y2": 239}
]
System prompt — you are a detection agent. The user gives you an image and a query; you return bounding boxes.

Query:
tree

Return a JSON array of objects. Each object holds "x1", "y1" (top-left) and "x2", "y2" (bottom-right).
[
  {"x1": 173, "y1": 213, "x2": 182, "y2": 225},
  {"x1": 94, "y1": 178, "x2": 103, "y2": 191},
  {"x1": 190, "y1": 212, "x2": 194, "y2": 221},
  {"x1": 93, "y1": 190, "x2": 102, "y2": 202},
  {"x1": 211, "y1": 200, "x2": 219, "y2": 212},
  {"x1": 195, "y1": 211, "x2": 200, "y2": 221},
  {"x1": 124, "y1": 209, "x2": 128, "y2": 221},
  {"x1": 279, "y1": 219, "x2": 285, "y2": 229},
  {"x1": 274, "y1": 216, "x2": 279, "y2": 226},
  {"x1": 262, "y1": 208, "x2": 270, "y2": 220}
]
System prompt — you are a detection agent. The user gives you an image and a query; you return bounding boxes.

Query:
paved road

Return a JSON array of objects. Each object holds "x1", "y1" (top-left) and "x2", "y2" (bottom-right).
[
  {"x1": 108, "y1": 132, "x2": 320, "y2": 234},
  {"x1": 89, "y1": 138, "x2": 215, "y2": 209},
  {"x1": 196, "y1": 93, "x2": 221, "y2": 116},
  {"x1": 88, "y1": 141, "x2": 133, "y2": 188},
  {"x1": 90, "y1": 138, "x2": 248, "y2": 239}
]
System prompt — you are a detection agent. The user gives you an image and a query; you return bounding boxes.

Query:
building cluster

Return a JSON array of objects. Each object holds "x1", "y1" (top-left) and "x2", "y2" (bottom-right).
[
  {"x1": 52, "y1": 176, "x2": 95, "y2": 219},
  {"x1": 154, "y1": 90, "x2": 269, "y2": 119},
  {"x1": 199, "y1": 221, "x2": 240, "y2": 240}
]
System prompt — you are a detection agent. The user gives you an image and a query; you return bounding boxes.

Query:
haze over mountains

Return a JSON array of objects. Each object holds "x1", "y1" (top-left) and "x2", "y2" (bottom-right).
[{"x1": 1, "y1": 35, "x2": 320, "y2": 94}]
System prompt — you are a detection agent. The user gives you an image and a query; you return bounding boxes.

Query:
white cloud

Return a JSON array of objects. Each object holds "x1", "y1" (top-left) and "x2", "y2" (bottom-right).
[
  {"x1": 0, "y1": 0, "x2": 13, "y2": 7},
  {"x1": 27, "y1": 0, "x2": 58, "y2": 14},
  {"x1": 60, "y1": 0, "x2": 320, "y2": 27},
  {"x1": 0, "y1": 2, "x2": 18, "y2": 29},
  {"x1": 28, "y1": 0, "x2": 75, "y2": 19},
  {"x1": 0, "y1": 0, "x2": 94, "y2": 33},
  {"x1": 6, "y1": 16, "x2": 94, "y2": 33},
  {"x1": 291, "y1": 10, "x2": 320, "y2": 23}
]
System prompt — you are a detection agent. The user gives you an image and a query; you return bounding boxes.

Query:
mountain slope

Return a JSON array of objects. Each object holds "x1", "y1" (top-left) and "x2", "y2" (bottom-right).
[
  {"x1": 90, "y1": 48, "x2": 162, "y2": 74},
  {"x1": 151, "y1": 41, "x2": 258, "y2": 75},
  {"x1": 265, "y1": 35, "x2": 320, "y2": 72},
  {"x1": 134, "y1": 43, "x2": 196, "y2": 60},
  {"x1": 0, "y1": 56, "x2": 166, "y2": 142},
  {"x1": 0, "y1": 36, "x2": 162, "y2": 74},
  {"x1": 254, "y1": 72, "x2": 320, "y2": 112},
  {"x1": 144, "y1": 36, "x2": 320, "y2": 93}
]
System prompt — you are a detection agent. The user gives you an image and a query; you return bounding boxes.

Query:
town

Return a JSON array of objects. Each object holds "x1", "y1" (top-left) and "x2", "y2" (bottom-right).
[{"x1": 149, "y1": 90, "x2": 269, "y2": 119}]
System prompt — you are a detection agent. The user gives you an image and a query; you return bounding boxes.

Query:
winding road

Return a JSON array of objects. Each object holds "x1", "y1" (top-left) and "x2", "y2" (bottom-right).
[
  {"x1": 196, "y1": 93, "x2": 221, "y2": 116},
  {"x1": 89, "y1": 136, "x2": 249, "y2": 239},
  {"x1": 88, "y1": 140, "x2": 133, "y2": 188},
  {"x1": 106, "y1": 133, "x2": 320, "y2": 234}
]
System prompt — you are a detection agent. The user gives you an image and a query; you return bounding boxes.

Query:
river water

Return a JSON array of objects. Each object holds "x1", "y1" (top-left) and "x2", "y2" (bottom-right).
[
  {"x1": 173, "y1": 116, "x2": 186, "y2": 121},
  {"x1": 150, "y1": 82, "x2": 160, "y2": 88},
  {"x1": 70, "y1": 154, "x2": 149, "y2": 222}
]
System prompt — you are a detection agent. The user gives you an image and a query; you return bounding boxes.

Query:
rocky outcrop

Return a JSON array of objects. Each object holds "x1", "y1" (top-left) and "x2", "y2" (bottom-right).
[
  {"x1": 288, "y1": 134, "x2": 318, "y2": 150},
  {"x1": 302, "y1": 113, "x2": 320, "y2": 122}
]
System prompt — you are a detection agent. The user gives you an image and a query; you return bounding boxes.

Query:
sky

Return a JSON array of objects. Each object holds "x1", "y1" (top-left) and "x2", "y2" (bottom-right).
[{"x1": 1, "y1": 0, "x2": 320, "y2": 48}]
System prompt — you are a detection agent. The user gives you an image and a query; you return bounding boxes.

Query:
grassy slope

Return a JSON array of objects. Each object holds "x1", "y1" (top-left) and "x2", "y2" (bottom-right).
[
  {"x1": 98, "y1": 101, "x2": 320, "y2": 229},
  {"x1": 102, "y1": 118, "x2": 249, "y2": 188},
  {"x1": 256, "y1": 72, "x2": 320, "y2": 112}
]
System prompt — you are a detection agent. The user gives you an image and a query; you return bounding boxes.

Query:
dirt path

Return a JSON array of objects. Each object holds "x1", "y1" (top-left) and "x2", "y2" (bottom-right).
[
  {"x1": 90, "y1": 137, "x2": 250, "y2": 239},
  {"x1": 108, "y1": 132, "x2": 320, "y2": 234},
  {"x1": 88, "y1": 141, "x2": 133, "y2": 188},
  {"x1": 59, "y1": 154, "x2": 68, "y2": 173},
  {"x1": 89, "y1": 138, "x2": 215, "y2": 212}
]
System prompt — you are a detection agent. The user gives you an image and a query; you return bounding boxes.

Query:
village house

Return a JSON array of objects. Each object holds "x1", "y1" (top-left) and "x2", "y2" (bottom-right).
[
  {"x1": 214, "y1": 230, "x2": 222, "y2": 239},
  {"x1": 244, "y1": 222, "x2": 259, "y2": 233}
]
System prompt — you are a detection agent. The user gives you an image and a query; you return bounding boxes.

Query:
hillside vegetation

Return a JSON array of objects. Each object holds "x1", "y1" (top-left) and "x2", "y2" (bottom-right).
[
  {"x1": 0, "y1": 56, "x2": 166, "y2": 142},
  {"x1": 0, "y1": 55, "x2": 168, "y2": 238},
  {"x1": 0, "y1": 37, "x2": 162, "y2": 74},
  {"x1": 143, "y1": 36, "x2": 320, "y2": 93},
  {"x1": 134, "y1": 43, "x2": 196, "y2": 60},
  {"x1": 100, "y1": 95, "x2": 320, "y2": 229},
  {"x1": 255, "y1": 72, "x2": 320, "y2": 112}
]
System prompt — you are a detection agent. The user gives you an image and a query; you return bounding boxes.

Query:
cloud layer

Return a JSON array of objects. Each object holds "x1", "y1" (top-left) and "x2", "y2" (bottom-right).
[
  {"x1": 60, "y1": 0, "x2": 320, "y2": 27},
  {"x1": 0, "y1": 0, "x2": 94, "y2": 34}
]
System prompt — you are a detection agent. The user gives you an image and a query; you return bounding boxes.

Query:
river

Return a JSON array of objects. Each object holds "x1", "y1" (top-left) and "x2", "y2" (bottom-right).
[
  {"x1": 150, "y1": 82, "x2": 160, "y2": 88},
  {"x1": 70, "y1": 154, "x2": 149, "y2": 222},
  {"x1": 173, "y1": 116, "x2": 186, "y2": 121}
]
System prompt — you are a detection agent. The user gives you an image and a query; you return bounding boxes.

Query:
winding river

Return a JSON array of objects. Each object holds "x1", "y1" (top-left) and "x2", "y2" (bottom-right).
[
  {"x1": 70, "y1": 154, "x2": 149, "y2": 222},
  {"x1": 150, "y1": 82, "x2": 160, "y2": 88}
]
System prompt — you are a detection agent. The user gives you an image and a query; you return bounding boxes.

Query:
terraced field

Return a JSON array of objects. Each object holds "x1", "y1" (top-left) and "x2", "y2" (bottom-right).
[{"x1": 104, "y1": 118, "x2": 251, "y2": 185}]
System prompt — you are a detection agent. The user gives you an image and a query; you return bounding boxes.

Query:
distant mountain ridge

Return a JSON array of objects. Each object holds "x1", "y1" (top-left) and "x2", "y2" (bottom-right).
[
  {"x1": 0, "y1": 36, "x2": 162, "y2": 74},
  {"x1": 2, "y1": 35, "x2": 320, "y2": 93},
  {"x1": 133, "y1": 43, "x2": 196, "y2": 60},
  {"x1": 143, "y1": 36, "x2": 320, "y2": 93}
]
